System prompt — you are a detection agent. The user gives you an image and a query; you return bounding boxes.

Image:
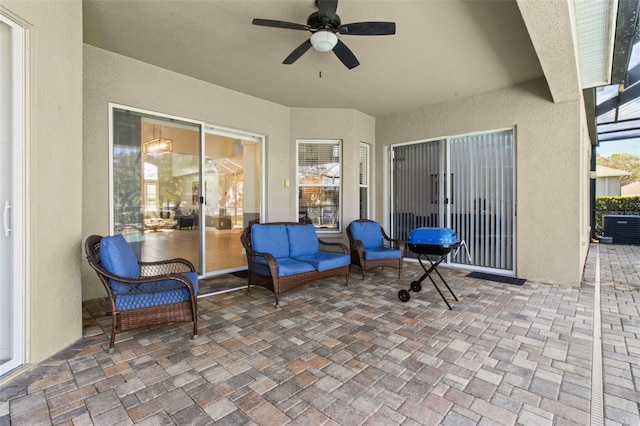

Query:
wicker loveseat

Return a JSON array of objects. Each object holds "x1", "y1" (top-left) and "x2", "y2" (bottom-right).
[
  {"x1": 85, "y1": 234, "x2": 199, "y2": 352},
  {"x1": 240, "y1": 222, "x2": 350, "y2": 306}
]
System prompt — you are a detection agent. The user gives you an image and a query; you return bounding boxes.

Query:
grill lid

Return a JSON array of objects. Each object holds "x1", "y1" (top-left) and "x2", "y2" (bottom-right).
[{"x1": 407, "y1": 227, "x2": 458, "y2": 246}]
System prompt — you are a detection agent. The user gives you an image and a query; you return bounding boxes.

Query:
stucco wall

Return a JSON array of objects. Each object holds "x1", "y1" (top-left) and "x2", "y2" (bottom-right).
[
  {"x1": 83, "y1": 45, "x2": 376, "y2": 300},
  {"x1": 376, "y1": 78, "x2": 588, "y2": 286},
  {"x1": 2, "y1": 1, "x2": 84, "y2": 362},
  {"x1": 83, "y1": 44, "x2": 290, "y2": 300}
]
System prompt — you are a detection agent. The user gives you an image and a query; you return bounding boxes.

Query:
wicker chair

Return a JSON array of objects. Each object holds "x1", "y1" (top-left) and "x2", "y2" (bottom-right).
[
  {"x1": 85, "y1": 234, "x2": 198, "y2": 352},
  {"x1": 347, "y1": 219, "x2": 405, "y2": 279}
]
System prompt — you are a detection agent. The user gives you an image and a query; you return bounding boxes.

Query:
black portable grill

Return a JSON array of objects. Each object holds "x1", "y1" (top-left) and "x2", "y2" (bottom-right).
[{"x1": 401, "y1": 227, "x2": 467, "y2": 309}]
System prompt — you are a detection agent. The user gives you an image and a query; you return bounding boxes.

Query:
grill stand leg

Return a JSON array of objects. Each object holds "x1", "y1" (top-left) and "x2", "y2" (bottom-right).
[
  {"x1": 425, "y1": 257, "x2": 459, "y2": 302},
  {"x1": 413, "y1": 255, "x2": 456, "y2": 310}
]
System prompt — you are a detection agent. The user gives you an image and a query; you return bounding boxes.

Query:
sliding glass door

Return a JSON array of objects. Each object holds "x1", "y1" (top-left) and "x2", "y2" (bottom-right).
[
  {"x1": 391, "y1": 140, "x2": 445, "y2": 241},
  {"x1": 448, "y1": 131, "x2": 515, "y2": 271},
  {"x1": 112, "y1": 109, "x2": 202, "y2": 270},
  {"x1": 111, "y1": 106, "x2": 263, "y2": 289},
  {"x1": 390, "y1": 129, "x2": 515, "y2": 273},
  {"x1": 202, "y1": 125, "x2": 262, "y2": 275}
]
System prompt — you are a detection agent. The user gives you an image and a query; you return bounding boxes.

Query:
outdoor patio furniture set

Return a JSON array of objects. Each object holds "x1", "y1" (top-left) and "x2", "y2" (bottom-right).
[{"x1": 85, "y1": 219, "x2": 413, "y2": 351}]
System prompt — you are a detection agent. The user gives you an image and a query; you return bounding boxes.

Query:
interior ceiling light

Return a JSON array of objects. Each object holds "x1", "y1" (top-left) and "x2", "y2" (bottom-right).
[
  {"x1": 310, "y1": 31, "x2": 337, "y2": 52},
  {"x1": 143, "y1": 125, "x2": 173, "y2": 154}
]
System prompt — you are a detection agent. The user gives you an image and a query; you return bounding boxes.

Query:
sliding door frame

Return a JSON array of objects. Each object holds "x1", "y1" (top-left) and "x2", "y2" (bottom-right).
[
  {"x1": 445, "y1": 128, "x2": 516, "y2": 274},
  {"x1": 388, "y1": 128, "x2": 516, "y2": 275},
  {"x1": 108, "y1": 103, "x2": 266, "y2": 280},
  {"x1": 0, "y1": 11, "x2": 27, "y2": 378}
]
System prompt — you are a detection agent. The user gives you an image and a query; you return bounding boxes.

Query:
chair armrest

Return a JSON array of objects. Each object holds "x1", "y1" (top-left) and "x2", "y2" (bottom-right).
[
  {"x1": 247, "y1": 250, "x2": 277, "y2": 263},
  {"x1": 246, "y1": 250, "x2": 280, "y2": 278},
  {"x1": 394, "y1": 239, "x2": 406, "y2": 255},
  {"x1": 90, "y1": 263, "x2": 196, "y2": 292},
  {"x1": 139, "y1": 258, "x2": 195, "y2": 276},
  {"x1": 318, "y1": 239, "x2": 349, "y2": 254},
  {"x1": 382, "y1": 238, "x2": 405, "y2": 254},
  {"x1": 380, "y1": 228, "x2": 405, "y2": 255},
  {"x1": 349, "y1": 238, "x2": 364, "y2": 253}
]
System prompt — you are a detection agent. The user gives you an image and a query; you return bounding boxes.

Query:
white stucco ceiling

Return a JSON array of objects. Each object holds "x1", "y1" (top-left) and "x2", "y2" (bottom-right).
[{"x1": 83, "y1": 0, "x2": 546, "y2": 118}]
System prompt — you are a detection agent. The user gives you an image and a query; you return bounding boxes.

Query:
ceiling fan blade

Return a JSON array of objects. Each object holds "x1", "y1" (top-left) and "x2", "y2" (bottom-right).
[
  {"x1": 252, "y1": 18, "x2": 310, "y2": 31},
  {"x1": 317, "y1": 0, "x2": 338, "y2": 20},
  {"x1": 283, "y1": 39, "x2": 313, "y2": 64},
  {"x1": 339, "y1": 22, "x2": 396, "y2": 35},
  {"x1": 333, "y1": 39, "x2": 359, "y2": 69}
]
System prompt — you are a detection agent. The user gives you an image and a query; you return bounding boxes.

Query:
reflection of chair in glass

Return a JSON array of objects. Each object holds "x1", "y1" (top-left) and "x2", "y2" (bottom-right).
[
  {"x1": 307, "y1": 207, "x2": 321, "y2": 226},
  {"x1": 85, "y1": 234, "x2": 198, "y2": 352},
  {"x1": 178, "y1": 215, "x2": 195, "y2": 229},
  {"x1": 298, "y1": 209, "x2": 311, "y2": 224},
  {"x1": 347, "y1": 219, "x2": 405, "y2": 279},
  {"x1": 321, "y1": 206, "x2": 337, "y2": 226}
]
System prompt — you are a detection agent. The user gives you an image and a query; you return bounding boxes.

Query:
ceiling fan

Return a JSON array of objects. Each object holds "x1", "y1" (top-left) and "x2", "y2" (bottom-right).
[{"x1": 252, "y1": 0, "x2": 396, "y2": 69}]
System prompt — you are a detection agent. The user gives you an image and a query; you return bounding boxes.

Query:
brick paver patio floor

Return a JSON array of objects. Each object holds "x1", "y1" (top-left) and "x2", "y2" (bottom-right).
[{"x1": 0, "y1": 243, "x2": 638, "y2": 425}]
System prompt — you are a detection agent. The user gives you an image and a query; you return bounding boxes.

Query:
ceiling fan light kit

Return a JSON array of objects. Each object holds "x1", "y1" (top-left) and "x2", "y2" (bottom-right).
[
  {"x1": 310, "y1": 31, "x2": 337, "y2": 52},
  {"x1": 252, "y1": 0, "x2": 395, "y2": 69}
]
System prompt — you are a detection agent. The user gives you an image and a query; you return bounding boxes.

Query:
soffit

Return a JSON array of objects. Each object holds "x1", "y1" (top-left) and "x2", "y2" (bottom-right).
[
  {"x1": 83, "y1": 0, "x2": 544, "y2": 118},
  {"x1": 516, "y1": 0, "x2": 580, "y2": 104}
]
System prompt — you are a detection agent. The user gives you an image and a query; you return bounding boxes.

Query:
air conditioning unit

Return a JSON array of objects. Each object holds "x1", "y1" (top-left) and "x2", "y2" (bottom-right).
[{"x1": 603, "y1": 215, "x2": 640, "y2": 245}]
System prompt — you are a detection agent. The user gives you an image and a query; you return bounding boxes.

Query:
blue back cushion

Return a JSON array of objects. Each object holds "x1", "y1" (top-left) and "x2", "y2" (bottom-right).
[
  {"x1": 251, "y1": 224, "x2": 289, "y2": 259},
  {"x1": 287, "y1": 224, "x2": 319, "y2": 257},
  {"x1": 100, "y1": 234, "x2": 140, "y2": 278},
  {"x1": 350, "y1": 221, "x2": 383, "y2": 249}
]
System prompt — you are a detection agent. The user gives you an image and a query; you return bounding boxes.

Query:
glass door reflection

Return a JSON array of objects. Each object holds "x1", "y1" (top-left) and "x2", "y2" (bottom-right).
[{"x1": 111, "y1": 107, "x2": 263, "y2": 291}]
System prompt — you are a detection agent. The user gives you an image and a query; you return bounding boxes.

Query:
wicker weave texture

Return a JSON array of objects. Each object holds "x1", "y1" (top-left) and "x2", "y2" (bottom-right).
[
  {"x1": 241, "y1": 223, "x2": 350, "y2": 306},
  {"x1": 114, "y1": 301, "x2": 194, "y2": 333},
  {"x1": 85, "y1": 235, "x2": 198, "y2": 349}
]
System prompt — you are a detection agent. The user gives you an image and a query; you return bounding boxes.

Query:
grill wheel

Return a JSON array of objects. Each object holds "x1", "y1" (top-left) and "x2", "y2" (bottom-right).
[{"x1": 398, "y1": 289, "x2": 411, "y2": 302}]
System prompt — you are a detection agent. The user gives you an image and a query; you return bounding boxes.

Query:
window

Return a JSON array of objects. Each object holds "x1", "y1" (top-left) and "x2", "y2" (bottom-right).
[
  {"x1": 143, "y1": 162, "x2": 158, "y2": 212},
  {"x1": 359, "y1": 143, "x2": 370, "y2": 219},
  {"x1": 297, "y1": 140, "x2": 341, "y2": 231}
]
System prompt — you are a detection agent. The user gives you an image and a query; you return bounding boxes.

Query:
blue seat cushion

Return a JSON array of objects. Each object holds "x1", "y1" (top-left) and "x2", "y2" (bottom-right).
[
  {"x1": 364, "y1": 247, "x2": 402, "y2": 261},
  {"x1": 251, "y1": 224, "x2": 290, "y2": 259},
  {"x1": 100, "y1": 234, "x2": 140, "y2": 278},
  {"x1": 111, "y1": 272, "x2": 198, "y2": 311},
  {"x1": 294, "y1": 253, "x2": 350, "y2": 272},
  {"x1": 287, "y1": 224, "x2": 319, "y2": 257},
  {"x1": 350, "y1": 221, "x2": 384, "y2": 249},
  {"x1": 252, "y1": 257, "x2": 315, "y2": 277}
]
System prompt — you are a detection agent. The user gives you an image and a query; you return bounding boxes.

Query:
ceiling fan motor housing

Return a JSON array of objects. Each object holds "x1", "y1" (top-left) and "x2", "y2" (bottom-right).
[{"x1": 307, "y1": 11, "x2": 341, "y2": 31}]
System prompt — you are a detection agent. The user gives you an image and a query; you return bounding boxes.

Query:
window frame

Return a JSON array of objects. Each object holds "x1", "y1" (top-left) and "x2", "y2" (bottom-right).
[
  {"x1": 296, "y1": 139, "x2": 342, "y2": 233},
  {"x1": 0, "y1": 10, "x2": 27, "y2": 376},
  {"x1": 359, "y1": 142, "x2": 370, "y2": 219}
]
